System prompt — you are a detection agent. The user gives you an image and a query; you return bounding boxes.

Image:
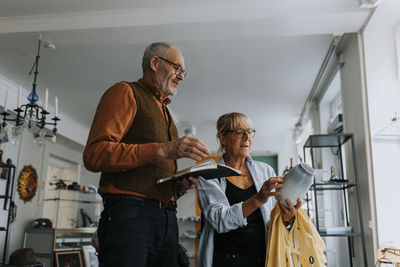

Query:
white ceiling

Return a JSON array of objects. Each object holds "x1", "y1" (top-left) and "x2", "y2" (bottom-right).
[{"x1": 0, "y1": 0, "x2": 372, "y2": 147}]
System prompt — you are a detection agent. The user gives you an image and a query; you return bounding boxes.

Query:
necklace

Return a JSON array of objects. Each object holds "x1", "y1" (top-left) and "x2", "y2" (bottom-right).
[
  {"x1": 223, "y1": 156, "x2": 249, "y2": 177},
  {"x1": 242, "y1": 171, "x2": 250, "y2": 177}
]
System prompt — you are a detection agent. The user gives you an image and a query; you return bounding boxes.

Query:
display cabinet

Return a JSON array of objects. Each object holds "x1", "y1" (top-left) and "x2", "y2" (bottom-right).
[
  {"x1": 43, "y1": 189, "x2": 102, "y2": 228},
  {"x1": 178, "y1": 216, "x2": 199, "y2": 266},
  {"x1": 177, "y1": 189, "x2": 201, "y2": 267},
  {"x1": 0, "y1": 158, "x2": 16, "y2": 264},
  {"x1": 23, "y1": 227, "x2": 96, "y2": 267},
  {"x1": 303, "y1": 133, "x2": 367, "y2": 267}
]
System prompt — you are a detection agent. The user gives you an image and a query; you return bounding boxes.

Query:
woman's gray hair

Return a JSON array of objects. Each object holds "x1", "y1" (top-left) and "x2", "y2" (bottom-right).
[
  {"x1": 216, "y1": 112, "x2": 253, "y2": 154},
  {"x1": 142, "y1": 42, "x2": 173, "y2": 73}
]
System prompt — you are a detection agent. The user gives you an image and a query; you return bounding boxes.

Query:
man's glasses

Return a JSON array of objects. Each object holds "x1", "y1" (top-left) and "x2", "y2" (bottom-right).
[
  {"x1": 158, "y1": 56, "x2": 187, "y2": 78},
  {"x1": 226, "y1": 128, "x2": 256, "y2": 138}
]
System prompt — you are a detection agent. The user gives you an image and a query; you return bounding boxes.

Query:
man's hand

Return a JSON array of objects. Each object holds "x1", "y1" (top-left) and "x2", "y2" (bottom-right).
[
  {"x1": 278, "y1": 198, "x2": 302, "y2": 225},
  {"x1": 177, "y1": 176, "x2": 200, "y2": 195},
  {"x1": 158, "y1": 136, "x2": 210, "y2": 161}
]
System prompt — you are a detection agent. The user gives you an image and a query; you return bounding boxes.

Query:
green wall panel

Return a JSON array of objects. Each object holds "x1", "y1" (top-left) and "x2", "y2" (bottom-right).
[{"x1": 251, "y1": 155, "x2": 278, "y2": 175}]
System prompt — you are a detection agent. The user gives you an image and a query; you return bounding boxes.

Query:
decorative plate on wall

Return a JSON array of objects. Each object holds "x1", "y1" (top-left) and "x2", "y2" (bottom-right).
[{"x1": 17, "y1": 165, "x2": 38, "y2": 203}]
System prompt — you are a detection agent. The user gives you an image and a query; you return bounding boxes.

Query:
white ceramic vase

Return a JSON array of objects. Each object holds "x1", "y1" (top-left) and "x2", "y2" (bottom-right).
[{"x1": 277, "y1": 162, "x2": 315, "y2": 206}]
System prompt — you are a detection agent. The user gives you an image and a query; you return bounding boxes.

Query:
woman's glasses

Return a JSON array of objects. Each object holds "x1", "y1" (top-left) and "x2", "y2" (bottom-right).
[{"x1": 226, "y1": 128, "x2": 256, "y2": 138}]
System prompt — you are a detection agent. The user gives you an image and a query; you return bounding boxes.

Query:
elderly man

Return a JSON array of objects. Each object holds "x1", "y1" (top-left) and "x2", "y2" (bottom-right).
[{"x1": 83, "y1": 42, "x2": 210, "y2": 267}]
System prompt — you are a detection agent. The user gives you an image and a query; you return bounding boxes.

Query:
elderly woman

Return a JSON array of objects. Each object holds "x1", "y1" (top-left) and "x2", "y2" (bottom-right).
[{"x1": 197, "y1": 112, "x2": 301, "y2": 267}]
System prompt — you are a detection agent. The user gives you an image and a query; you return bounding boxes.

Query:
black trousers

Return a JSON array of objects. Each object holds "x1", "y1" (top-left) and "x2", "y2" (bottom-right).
[
  {"x1": 98, "y1": 198, "x2": 178, "y2": 267},
  {"x1": 212, "y1": 252, "x2": 265, "y2": 267}
]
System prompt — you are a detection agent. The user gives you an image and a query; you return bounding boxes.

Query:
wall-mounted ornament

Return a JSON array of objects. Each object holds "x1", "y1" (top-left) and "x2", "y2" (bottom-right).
[{"x1": 17, "y1": 165, "x2": 38, "y2": 203}]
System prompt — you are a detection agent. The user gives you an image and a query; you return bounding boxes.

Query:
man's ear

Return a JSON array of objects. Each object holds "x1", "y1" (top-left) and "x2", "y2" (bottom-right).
[{"x1": 149, "y1": 56, "x2": 159, "y2": 72}]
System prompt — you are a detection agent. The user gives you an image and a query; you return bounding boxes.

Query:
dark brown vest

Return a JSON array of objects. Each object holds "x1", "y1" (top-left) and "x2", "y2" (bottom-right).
[{"x1": 99, "y1": 82, "x2": 178, "y2": 202}]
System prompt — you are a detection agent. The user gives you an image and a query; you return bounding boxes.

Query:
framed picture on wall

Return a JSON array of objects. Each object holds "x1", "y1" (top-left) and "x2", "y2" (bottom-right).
[
  {"x1": 55, "y1": 250, "x2": 83, "y2": 267},
  {"x1": 82, "y1": 245, "x2": 99, "y2": 267}
]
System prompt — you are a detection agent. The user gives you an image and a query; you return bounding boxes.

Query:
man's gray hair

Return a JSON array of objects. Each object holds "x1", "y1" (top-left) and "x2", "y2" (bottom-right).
[{"x1": 142, "y1": 42, "x2": 173, "y2": 73}]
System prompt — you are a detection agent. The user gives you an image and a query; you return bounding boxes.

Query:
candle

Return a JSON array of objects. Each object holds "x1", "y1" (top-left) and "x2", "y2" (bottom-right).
[
  {"x1": 55, "y1": 96, "x2": 58, "y2": 117},
  {"x1": 3, "y1": 90, "x2": 8, "y2": 112},
  {"x1": 17, "y1": 86, "x2": 21, "y2": 108},
  {"x1": 44, "y1": 88, "x2": 48, "y2": 111}
]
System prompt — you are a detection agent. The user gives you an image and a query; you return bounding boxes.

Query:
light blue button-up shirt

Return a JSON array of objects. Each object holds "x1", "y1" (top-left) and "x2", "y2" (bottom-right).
[{"x1": 197, "y1": 156, "x2": 277, "y2": 267}]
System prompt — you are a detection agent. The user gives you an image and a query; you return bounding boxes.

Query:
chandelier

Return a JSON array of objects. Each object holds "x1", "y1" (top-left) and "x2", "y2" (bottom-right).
[{"x1": 0, "y1": 37, "x2": 60, "y2": 145}]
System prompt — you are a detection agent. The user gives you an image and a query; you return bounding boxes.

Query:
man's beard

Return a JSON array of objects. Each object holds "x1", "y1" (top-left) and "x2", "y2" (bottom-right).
[{"x1": 158, "y1": 80, "x2": 177, "y2": 96}]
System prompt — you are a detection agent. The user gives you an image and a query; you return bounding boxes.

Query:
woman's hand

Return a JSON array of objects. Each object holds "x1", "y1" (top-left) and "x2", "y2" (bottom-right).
[
  {"x1": 256, "y1": 177, "x2": 284, "y2": 204},
  {"x1": 278, "y1": 198, "x2": 302, "y2": 225}
]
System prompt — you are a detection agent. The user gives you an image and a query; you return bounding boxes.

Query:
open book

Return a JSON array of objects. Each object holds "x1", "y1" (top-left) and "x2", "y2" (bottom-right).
[{"x1": 157, "y1": 159, "x2": 241, "y2": 184}]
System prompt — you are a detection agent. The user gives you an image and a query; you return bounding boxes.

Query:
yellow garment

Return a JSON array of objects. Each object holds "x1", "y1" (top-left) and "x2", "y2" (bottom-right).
[{"x1": 266, "y1": 204, "x2": 327, "y2": 267}]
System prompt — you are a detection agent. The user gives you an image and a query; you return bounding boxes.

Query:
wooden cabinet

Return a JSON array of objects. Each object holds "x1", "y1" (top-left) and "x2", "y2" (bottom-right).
[{"x1": 23, "y1": 228, "x2": 96, "y2": 267}]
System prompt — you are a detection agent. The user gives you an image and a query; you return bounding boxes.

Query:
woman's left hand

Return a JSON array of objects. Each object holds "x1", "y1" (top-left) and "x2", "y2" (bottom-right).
[{"x1": 278, "y1": 198, "x2": 302, "y2": 225}]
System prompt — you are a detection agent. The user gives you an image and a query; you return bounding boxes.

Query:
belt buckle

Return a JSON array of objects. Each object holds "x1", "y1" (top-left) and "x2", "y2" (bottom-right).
[{"x1": 171, "y1": 201, "x2": 177, "y2": 209}]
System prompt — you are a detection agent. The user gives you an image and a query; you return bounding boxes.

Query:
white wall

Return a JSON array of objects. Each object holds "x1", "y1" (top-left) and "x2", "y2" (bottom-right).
[
  {"x1": 339, "y1": 33, "x2": 376, "y2": 267},
  {"x1": 255, "y1": 131, "x2": 297, "y2": 175},
  {"x1": 362, "y1": 0, "x2": 400, "y2": 253}
]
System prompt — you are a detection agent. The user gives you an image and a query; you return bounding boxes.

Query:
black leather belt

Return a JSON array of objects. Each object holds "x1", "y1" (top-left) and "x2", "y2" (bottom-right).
[{"x1": 102, "y1": 194, "x2": 177, "y2": 210}]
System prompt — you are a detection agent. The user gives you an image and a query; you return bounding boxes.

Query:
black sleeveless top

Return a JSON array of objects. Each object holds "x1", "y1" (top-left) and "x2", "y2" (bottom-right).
[{"x1": 213, "y1": 180, "x2": 266, "y2": 258}]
